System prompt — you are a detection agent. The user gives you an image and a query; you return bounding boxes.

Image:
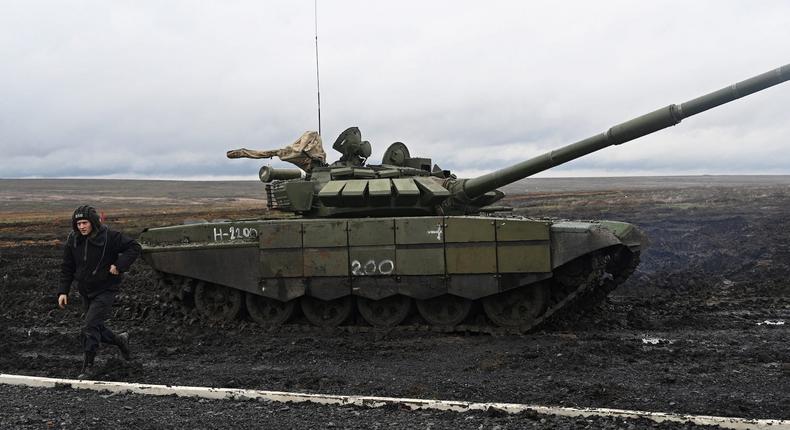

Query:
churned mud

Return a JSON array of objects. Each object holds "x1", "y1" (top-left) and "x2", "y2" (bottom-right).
[{"x1": 0, "y1": 177, "x2": 788, "y2": 429}]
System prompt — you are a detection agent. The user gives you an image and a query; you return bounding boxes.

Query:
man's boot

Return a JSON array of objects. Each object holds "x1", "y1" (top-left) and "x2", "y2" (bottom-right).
[
  {"x1": 78, "y1": 351, "x2": 96, "y2": 379},
  {"x1": 114, "y1": 332, "x2": 132, "y2": 361}
]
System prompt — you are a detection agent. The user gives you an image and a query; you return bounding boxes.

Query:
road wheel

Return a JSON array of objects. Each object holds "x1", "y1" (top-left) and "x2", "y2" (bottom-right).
[
  {"x1": 482, "y1": 284, "x2": 548, "y2": 328},
  {"x1": 246, "y1": 293, "x2": 295, "y2": 326},
  {"x1": 194, "y1": 281, "x2": 243, "y2": 322},
  {"x1": 416, "y1": 295, "x2": 472, "y2": 327},
  {"x1": 357, "y1": 295, "x2": 412, "y2": 328},
  {"x1": 301, "y1": 296, "x2": 353, "y2": 327}
]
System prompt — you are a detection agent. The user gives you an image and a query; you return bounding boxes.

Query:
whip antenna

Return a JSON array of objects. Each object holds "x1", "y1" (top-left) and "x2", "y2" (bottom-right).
[{"x1": 314, "y1": 0, "x2": 322, "y2": 136}]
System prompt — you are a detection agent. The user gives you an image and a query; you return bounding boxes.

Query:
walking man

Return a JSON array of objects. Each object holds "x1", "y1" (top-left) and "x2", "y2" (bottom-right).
[{"x1": 57, "y1": 205, "x2": 141, "y2": 378}]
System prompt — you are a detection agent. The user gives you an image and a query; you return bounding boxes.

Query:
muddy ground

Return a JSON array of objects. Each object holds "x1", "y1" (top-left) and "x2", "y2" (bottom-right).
[{"x1": 0, "y1": 177, "x2": 788, "y2": 429}]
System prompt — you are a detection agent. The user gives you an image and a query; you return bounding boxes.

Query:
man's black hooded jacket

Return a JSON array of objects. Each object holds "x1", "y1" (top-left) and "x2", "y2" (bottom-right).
[{"x1": 58, "y1": 225, "x2": 142, "y2": 298}]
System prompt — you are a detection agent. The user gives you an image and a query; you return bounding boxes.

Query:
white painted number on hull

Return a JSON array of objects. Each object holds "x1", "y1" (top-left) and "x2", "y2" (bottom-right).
[
  {"x1": 351, "y1": 259, "x2": 395, "y2": 276},
  {"x1": 213, "y1": 226, "x2": 259, "y2": 241}
]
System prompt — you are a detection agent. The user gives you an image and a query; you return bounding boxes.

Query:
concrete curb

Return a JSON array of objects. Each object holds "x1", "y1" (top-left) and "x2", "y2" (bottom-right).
[{"x1": 1, "y1": 373, "x2": 787, "y2": 429}]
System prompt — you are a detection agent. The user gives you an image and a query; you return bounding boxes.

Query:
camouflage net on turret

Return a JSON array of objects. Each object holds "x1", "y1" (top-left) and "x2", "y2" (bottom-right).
[{"x1": 227, "y1": 130, "x2": 326, "y2": 171}]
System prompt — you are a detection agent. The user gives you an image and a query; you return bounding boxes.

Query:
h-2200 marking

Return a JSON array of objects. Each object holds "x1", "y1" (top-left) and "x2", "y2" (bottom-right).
[{"x1": 213, "y1": 226, "x2": 259, "y2": 241}]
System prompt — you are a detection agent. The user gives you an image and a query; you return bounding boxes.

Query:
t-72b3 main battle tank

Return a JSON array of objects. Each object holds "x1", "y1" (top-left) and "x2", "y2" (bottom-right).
[{"x1": 140, "y1": 64, "x2": 789, "y2": 331}]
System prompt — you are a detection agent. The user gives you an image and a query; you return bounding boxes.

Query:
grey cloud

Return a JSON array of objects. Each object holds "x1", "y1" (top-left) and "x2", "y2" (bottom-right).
[{"x1": 1, "y1": 1, "x2": 789, "y2": 179}]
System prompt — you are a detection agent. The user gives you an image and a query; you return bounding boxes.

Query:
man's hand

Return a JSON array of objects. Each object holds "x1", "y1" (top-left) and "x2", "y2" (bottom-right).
[
  {"x1": 110, "y1": 265, "x2": 119, "y2": 275},
  {"x1": 58, "y1": 294, "x2": 68, "y2": 309}
]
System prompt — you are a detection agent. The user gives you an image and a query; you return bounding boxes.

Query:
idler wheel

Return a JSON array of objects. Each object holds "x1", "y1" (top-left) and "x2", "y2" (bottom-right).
[
  {"x1": 246, "y1": 293, "x2": 295, "y2": 326},
  {"x1": 300, "y1": 296, "x2": 353, "y2": 327},
  {"x1": 193, "y1": 281, "x2": 243, "y2": 322},
  {"x1": 482, "y1": 284, "x2": 549, "y2": 328},
  {"x1": 415, "y1": 295, "x2": 472, "y2": 327},
  {"x1": 356, "y1": 295, "x2": 412, "y2": 328}
]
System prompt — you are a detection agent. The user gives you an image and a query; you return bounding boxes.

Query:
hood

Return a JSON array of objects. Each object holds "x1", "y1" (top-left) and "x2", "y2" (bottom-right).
[{"x1": 72, "y1": 205, "x2": 102, "y2": 234}]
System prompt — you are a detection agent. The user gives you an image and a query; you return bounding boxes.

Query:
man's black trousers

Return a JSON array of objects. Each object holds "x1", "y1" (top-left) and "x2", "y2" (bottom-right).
[{"x1": 80, "y1": 290, "x2": 119, "y2": 353}]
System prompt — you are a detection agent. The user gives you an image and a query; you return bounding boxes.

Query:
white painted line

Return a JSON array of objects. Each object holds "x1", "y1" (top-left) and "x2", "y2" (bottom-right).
[{"x1": 1, "y1": 373, "x2": 787, "y2": 429}]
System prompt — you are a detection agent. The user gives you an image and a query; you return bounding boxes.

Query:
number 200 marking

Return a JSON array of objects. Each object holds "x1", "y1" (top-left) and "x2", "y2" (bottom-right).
[{"x1": 351, "y1": 259, "x2": 395, "y2": 276}]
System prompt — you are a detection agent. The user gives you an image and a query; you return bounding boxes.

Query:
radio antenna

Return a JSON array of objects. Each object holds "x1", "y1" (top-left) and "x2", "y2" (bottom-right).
[{"x1": 314, "y1": 0, "x2": 322, "y2": 136}]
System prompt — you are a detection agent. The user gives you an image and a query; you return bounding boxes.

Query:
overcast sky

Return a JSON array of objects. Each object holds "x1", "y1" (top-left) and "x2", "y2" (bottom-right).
[{"x1": 1, "y1": 1, "x2": 789, "y2": 180}]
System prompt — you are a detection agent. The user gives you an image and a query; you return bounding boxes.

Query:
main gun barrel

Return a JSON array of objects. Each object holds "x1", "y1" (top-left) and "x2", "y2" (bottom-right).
[{"x1": 462, "y1": 64, "x2": 790, "y2": 199}]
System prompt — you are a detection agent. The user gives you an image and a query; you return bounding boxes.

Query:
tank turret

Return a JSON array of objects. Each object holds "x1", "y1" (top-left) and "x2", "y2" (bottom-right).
[{"x1": 257, "y1": 64, "x2": 789, "y2": 217}]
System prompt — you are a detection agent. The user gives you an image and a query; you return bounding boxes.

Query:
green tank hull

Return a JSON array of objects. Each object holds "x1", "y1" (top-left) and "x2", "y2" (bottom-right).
[{"x1": 141, "y1": 216, "x2": 644, "y2": 329}]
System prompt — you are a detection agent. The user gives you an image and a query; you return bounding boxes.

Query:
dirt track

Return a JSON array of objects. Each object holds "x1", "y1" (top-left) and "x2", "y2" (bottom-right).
[{"x1": 1, "y1": 177, "x2": 788, "y2": 429}]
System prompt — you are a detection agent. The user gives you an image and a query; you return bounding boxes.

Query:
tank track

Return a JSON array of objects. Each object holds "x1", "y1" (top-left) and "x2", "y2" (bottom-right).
[{"x1": 152, "y1": 246, "x2": 639, "y2": 336}]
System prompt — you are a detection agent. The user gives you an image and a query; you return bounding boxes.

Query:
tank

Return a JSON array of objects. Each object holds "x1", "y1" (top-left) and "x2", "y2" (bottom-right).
[{"x1": 140, "y1": 64, "x2": 790, "y2": 331}]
